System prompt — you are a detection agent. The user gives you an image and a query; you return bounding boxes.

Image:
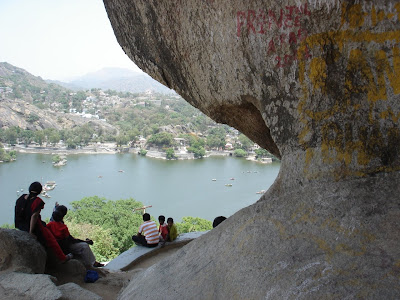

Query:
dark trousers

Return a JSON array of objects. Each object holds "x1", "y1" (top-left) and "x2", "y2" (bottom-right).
[{"x1": 132, "y1": 235, "x2": 158, "y2": 248}]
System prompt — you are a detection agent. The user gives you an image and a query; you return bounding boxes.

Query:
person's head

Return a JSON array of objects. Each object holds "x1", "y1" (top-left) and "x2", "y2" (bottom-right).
[
  {"x1": 52, "y1": 210, "x2": 64, "y2": 222},
  {"x1": 213, "y1": 216, "x2": 227, "y2": 228},
  {"x1": 167, "y1": 217, "x2": 174, "y2": 227},
  {"x1": 29, "y1": 182, "x2": 42, "y2": 195},
  {"x1": 158, "y1": 215, "x2": 165, "y2": 224},
  {"x1": 55, "y1": 205, "x2": 68, "y2": 217},
  {"x1": 143, "y1": 213, "x2": 150, "y2": 221}
]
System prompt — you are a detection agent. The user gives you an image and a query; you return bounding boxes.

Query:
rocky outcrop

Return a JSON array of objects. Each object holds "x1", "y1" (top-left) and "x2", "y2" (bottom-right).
[
  {"x1": 0, "y1": 98, "x2": 116, "y2": 133},
  {"x1": 0, "y1": 229, "x2": 46, "y2": 274},
  {"x1": 104, "y1": 0, "x2": 400, "y2": 298},
  {"x1": 0, "y1": 272, "x2": 61, "y2": 300},
  {"x1": 0, "y1": 229, "x2": 103, "y2": 300},
  {"x1": 58, "y1": 283, "x2": 103, "y2": 300}
]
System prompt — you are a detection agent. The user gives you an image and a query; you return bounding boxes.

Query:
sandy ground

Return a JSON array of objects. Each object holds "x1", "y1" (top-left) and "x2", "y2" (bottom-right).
[{"x1": 54, "y1": 247, "x2": 181, "y2": 300}]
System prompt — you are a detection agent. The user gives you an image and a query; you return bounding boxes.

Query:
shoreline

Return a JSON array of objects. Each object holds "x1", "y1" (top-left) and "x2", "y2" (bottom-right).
[{"x1": 5, "y1": 144, "x2": 275, "y2": 163}]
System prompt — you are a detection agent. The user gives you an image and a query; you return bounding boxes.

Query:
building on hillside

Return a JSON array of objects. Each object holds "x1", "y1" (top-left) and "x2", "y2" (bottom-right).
[
  {"x1": 225, "y1": 142, "x2": 233, "y2": 150},
  {"x1": 174, "y1": 138, "x2": 187, "y2": 147},
  {"x1": 133, "y1": 136, "x2": 147, "y2": 148}
]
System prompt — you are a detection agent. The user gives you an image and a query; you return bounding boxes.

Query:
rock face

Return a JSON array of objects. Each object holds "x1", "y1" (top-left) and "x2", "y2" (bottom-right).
[
  {"x1": 0, "y1": 272, "x2": 61, "y2": 300},
  {"x1": 58, "y1": 282, "x2": 103, "y2": 300},
  {"x1": 103, "y1": 0, "x2": 400, "y2": 298},
  {"x1": 0, "y1": 229, "x2": 47, "y2": 274}
]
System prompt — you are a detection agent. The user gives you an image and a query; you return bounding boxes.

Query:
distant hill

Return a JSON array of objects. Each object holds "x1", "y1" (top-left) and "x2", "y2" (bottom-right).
[
  {"x1": 0, "y1": 62, "x2": 116, "y2": 133},
  {"x1": 54, "y1": 67, "x2": 175, "y2": 94}
]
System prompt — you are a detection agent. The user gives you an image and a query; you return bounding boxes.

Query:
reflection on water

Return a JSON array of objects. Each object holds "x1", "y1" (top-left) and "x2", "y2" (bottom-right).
[{"x1": 0, "y1": 153, "x2": 280, "y2": 225}]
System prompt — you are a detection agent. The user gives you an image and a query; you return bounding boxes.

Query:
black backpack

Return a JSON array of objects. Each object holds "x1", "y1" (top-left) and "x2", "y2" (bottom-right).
[{"x1": 15, "y1": 194, "x2": 34, "y2": 231}]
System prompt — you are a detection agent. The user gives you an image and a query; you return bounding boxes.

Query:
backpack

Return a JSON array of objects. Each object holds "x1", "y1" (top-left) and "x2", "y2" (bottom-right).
[
  {"x1": 84, "y1": 270, "x2": 99, "y2": 283},
  {"x1": 15, "y1": 194, "x2": 33, "y2": 231}
]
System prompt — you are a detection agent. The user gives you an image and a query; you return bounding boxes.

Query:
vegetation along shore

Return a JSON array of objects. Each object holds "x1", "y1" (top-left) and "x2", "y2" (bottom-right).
[{"x1": 0, "y1": 62, "x2": 277, "y2": 163}]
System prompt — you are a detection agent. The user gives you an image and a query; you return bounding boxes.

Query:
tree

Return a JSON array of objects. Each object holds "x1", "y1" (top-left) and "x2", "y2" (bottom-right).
[
  {"x1": 48, "y1": 131, "x2": 61, "y2": 146},
  {"x1": 116, "y1": 134, "x2": 129, "y2": 147},
  {"x1": 34, "y1": 131, "x2": 45, "y2": 146},
  {"x1": 66, "y1": 138, "x2": 78, "y2": 149},
  {"x1": 66, "y1": 196, "x2": 144, "y2": 255},
  {"x1": 0, "y1": 144, "x2": 16, "y2": 162},
  {"x1": 27, "y1": 113, "x2": 39, "y2": 123},
  {"x1": 147, "y1": 132, "x2": 174, "y2": 148},
  {"x1": 186, "y1": 135, "x2": 206, "y2": 158},
  {"x1": 166, "y1": 148, "x2": 176, "y2": 159},
  {"x1": 126, "y1": 129, "x2": 140, "y2": 143},
  {"x1": 234, "y1": 149, "x2": 247, "y2": 157},
  {"x1": 4, "y1": 127, "x2": 18, "y2": 145},
  {"x1": 52, "y1": 155, "x2": 61, "y2": 163},
  {"x1": 176, "y1": 217, "x2": 212, "y2": 233},
  {"x1": 255, "y1": 148, "x2": 271, "y2": 158},
  {"x1": 206, "y1": 127, "x2": 226, "y2": 149},
  {"x1": 238, "y1": 134, "x2": 253, "y2": 150},
  {"x1": 66, "y1": 222, "x2": 119, "y2": 262},
  {"x1": 21, "y1": 130, "x2": 34, "y2": 146}
]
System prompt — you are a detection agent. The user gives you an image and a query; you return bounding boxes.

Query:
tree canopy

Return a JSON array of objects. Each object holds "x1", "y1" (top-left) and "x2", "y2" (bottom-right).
[{"x1": 65, "y1": 196, "x2": 144, "y2": 256}]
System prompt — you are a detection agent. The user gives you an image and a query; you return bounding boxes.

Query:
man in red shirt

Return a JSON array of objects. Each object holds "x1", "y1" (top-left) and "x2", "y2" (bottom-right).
[{"x1": 47, "y1": 209, "x2": 103, "y2": 267}]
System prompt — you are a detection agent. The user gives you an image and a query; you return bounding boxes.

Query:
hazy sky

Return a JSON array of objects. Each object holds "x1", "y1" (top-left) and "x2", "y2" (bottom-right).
[{"x1": 0, "y1": 0, "x2": 142, "y2": 81}]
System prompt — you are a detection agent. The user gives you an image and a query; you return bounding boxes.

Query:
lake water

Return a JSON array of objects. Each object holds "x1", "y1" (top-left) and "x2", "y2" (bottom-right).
[{"x1": 0, "y1": 153, "x2": 280, "y2": 226}]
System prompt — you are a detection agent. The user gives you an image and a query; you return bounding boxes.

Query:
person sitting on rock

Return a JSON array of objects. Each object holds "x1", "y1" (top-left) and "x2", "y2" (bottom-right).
[
  {"x1": 132, "y1": 213, "x2": 159, "y2": 248},
  {"x1": 14, "y1": 181, "x2": 72, "y2": 263},
  {"x1": 212, "y1": 216, "x2": 227, "y2": 228},
  {"x1": 47, "y1": 210, "x2": 104, "y2": 268},
  {"x1": 166, "y1": 217, "x2": 178, "y2": 242},
  {"x1": 158, "y1": 215, "x2": 168, "y2": 241}
]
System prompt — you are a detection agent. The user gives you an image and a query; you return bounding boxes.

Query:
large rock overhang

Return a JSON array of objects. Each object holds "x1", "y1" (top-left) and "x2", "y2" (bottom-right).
[{"x1": 104, "y1": 1, "x2": 400, "y2": 298}]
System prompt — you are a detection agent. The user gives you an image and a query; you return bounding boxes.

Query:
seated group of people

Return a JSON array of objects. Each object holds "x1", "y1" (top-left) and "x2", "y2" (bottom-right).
[
  {"x1": 132, "y1": 213, "x2": 178, "y2": 248},
  {"x1": 15, "y1": 182, "x2": 228, "y2": 267},
  {"x1": 14, "y1": 181, "x2": 103, "y2": 267}
]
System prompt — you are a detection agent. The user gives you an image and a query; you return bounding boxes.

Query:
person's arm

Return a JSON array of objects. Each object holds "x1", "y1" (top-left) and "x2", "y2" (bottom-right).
[
  {"x1": 137, "y1": 223, "x2": 143, "y2": 236},
  {"x1": 29, "y1": 211, "x2": 40, "y2": 235},
  {"x1": 170, "y1": 225, "x2": 178, "y2": 241}
]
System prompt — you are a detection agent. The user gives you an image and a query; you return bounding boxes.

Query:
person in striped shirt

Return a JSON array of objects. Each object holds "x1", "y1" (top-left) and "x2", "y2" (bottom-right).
[{"x1": 132, "y1": 213, "x2": 159, "y2": 248}]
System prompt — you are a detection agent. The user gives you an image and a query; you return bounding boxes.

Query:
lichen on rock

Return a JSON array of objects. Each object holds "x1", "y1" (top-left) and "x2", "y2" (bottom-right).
[{"x1": 103, "y1": 0, "x2": 400, "y2": 298}]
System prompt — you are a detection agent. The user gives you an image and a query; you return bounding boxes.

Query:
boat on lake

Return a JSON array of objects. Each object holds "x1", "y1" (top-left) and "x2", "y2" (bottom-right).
[
  {"x1": 44, "y1": 181, "x2": 57, "y2": 191},
  {"x1": 41, "y1": 191, "x2": 51, "y2": 198}
]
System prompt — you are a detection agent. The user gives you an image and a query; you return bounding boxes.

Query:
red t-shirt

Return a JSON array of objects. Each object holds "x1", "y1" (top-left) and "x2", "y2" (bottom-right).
[
  {"x1": 46, "y1": 221, "x2": 70, "y2": 240},
  {"x1": 159, "y1": 224, "x2": 168, "y2": 240},
  {"x1": 31, "y1": 196, "x2": 45, "y2": 228}
]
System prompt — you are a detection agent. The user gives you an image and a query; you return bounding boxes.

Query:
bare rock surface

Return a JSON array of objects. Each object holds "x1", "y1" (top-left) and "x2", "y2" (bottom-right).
[
  {"x1": 46, "y1": 258, "x2": 87, "y2": 280},
  {"x1": 58, "y1": 282, "x2": 103, "y2": 300},
  {"x1": 0, "y1": 272, "x2": 61, "y2": 300},
  {"x1": 103, "y1": 0, "x2": 400, "y2": 298},
  {"x1": 0, "y1": 229, "x2": 46, "y2": 274}
]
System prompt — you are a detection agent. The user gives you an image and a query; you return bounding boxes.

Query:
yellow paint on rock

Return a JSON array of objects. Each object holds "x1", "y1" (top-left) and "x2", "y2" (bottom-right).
[{"x1": 297, "y1": 3, "x2": 400, "y2": 180}]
